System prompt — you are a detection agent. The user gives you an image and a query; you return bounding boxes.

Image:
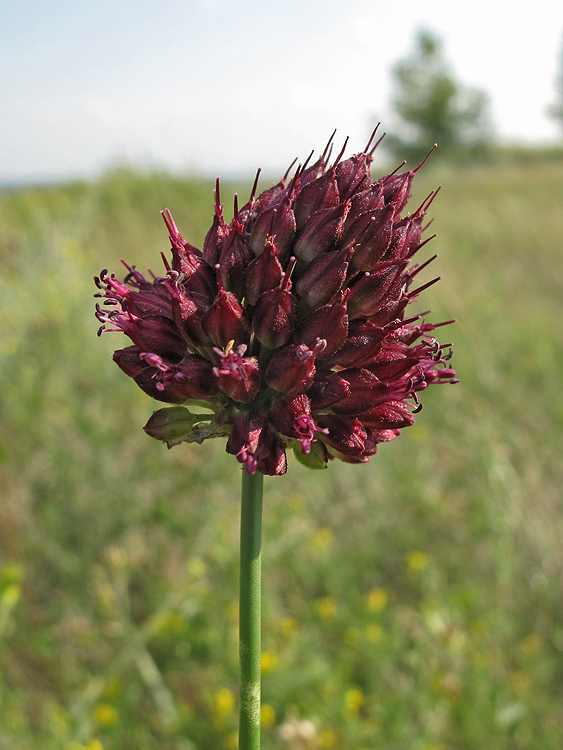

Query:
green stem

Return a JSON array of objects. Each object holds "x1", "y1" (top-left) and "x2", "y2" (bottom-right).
[{"x1": 239, "y1": 470, "x2": 264, "y2": 750}]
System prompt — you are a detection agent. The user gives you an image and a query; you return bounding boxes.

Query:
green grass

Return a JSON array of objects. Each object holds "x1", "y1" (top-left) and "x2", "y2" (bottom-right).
[{"x1": 1, "y1": 156, "x2": 562, "y2": 750}]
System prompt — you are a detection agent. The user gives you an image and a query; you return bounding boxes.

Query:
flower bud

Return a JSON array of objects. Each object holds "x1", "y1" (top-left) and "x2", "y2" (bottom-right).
[
  {"x1": 161, "y1": 209, "x2": 215, "y2": 297},
  {"x1": 295, "y1": 245, "x2": 352, "y2": 310},
  {"x1": 379, "y1": 170, "x2": 413, "y2": 213},
  {"x1": 307, "y1": 370, "x2": 350, "y2": 410},
  {"x1": 202, "y1": 268, "x2": 249, "y2": 348},
  {"x1": 265, "y1": 341, "x2": 324, "y2": 395},
  {"x1": 293, "y1": 201, "x2": 350, "y2": 264},
  {"x1": 345, "y1": 183, "x2": 384, "y2": 220},
  {"x1": 244, "y1": 236, "x2": 283, "y2": 306},
  {"x1": 347, "y1": 263, "x2": 404, "y2": 320},
  {"x1": 163, "y1": 275, "x2": 210, "y2": 348},
  {"x1": 113, "y1": 345, "x2": 146, "y2": 378},
  {"x1": 329, "y1": 367, "x2": 384, "y2": 415},
  {"x1": 361, "y1": 401, "x2": 415, "y2": 429},
  {"x1": 293, "y1": 168, "x2": 340, "y2": 231},
  {"x1": 218, "y1": 199, "x2": 254, "y2": 299},
  {"x1": 252, "y1": 270, "x2": 298, "y2": 349},
  {"x1": 203, "y1": 180, "x2": 229, "y2": 266},
  {"x1": 366, "y1": 341, "x2": 420, "y2": 380},
  {"x1": 248, "y1": 194, "x2": 296, "y2": 259},
  {"x1": 326, "y1": 319, "x2": 386, "y2": 368},
  {"x1": 334, "y1": 151, "x2": 372, "y2": 201},
  {"x1": 348, "y1": 204, "x2": 396, "y2": 272},
  {"x1": 293, "y1": 294, "x2": 349, "y2": 358},
  {"x1": 315, "y1": 414, "x2": 368, "y2": 456}
]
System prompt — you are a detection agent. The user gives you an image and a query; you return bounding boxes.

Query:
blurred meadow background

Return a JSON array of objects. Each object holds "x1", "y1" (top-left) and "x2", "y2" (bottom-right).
[
  {"x1": 2, "y1": 1, "x2": 563, "y2": 749},
  {"x1": 1, "y1": 152, "x2": 563, "y2": 750}
]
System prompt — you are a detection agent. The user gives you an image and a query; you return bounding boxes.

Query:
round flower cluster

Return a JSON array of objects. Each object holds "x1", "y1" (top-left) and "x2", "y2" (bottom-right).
[{"x1": 95, "y1": 133, "x2": 456, "y2": 475}]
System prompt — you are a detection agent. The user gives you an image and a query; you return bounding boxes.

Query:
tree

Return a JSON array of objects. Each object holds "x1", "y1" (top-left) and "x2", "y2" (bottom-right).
[
  {"x1": 548, "y1": 32, "x2": 563, "y2": 133},
  {"x1": 384, "y1": 30, "x2": 491, "y2": 164}
]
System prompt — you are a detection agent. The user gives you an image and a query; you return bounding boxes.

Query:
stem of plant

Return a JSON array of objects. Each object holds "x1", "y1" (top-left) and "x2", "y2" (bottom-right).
[{"x1": 239, "y1": 470, "x2": 264, "y2": 750}]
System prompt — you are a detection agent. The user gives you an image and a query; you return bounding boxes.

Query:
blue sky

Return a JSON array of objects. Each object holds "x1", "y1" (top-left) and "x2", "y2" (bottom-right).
[{"x1": 1, "y1": 0, "x2": 562, "y2": 182}]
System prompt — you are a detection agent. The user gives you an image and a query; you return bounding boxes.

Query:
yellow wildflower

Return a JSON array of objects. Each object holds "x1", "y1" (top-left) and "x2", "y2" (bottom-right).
[
  {"x1": 318, "y1": 728, "x2": 337, "y2": 747},
  {"x1": 343, "y1": 687, "x2": 364, "y2": 715},
  {"x1": 315, "y1": 597, "x2": 337, "y2": 619},
  {"x1": 94, "y1": 704, "x2": 118, "y2": 727},
  {"x1": 407, "y1": 550, "x2": 428, "y2": 571},
  {"x1": 279, "y1": 616, "x2": 299, "y2": 636},
  {"x1": 214, "y1": 688, "x2": 235, "y2": 717},
  {"x1": 365, "y1": 624, "x2": 384, "y2": 643},
  {"x1": 261, "y1": 651, "x2": 279, "y2": 673},
  {"x1": 310, "y1": 527, "x2": 334, "y2": 552},
  {"x1": 187, "y1": 557, "x2": 206, "y2": 578},
  {"x1": 366, "y1": 587, "x2": 388, "y2": 611},
  {"x1": 260, "y1": 704, "x2": 276, "y2": 726},
  {"x1": 520, "y1": 634, "x2": 542, "y2": 656}
]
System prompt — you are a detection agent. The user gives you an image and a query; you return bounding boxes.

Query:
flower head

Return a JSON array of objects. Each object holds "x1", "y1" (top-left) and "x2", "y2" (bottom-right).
[{"x1": 95, "y1": 131, "x2": 457, "y2": 475}]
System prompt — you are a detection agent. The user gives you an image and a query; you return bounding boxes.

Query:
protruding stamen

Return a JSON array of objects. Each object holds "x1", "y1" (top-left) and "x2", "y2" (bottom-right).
[
  {"x1": 321, "y1": 129, "x2": 337, "y2": 162},
  {"x1": 412, "y1": 144, "x2": 438, "y2": 174},
  {"x1": 301, "y1": 150, "x2": 315, "y2": 172},
  {"x1": 160, "y1": 252, "x2": 171, "y2": 272},
  {"x1": 282, "y1": 158, "x2": 298, "y2": 184},
  {"x1": 408, "y1": 276, "x2": 442, "y2": 298},
  {"x1": 332, "y1": 136, "x2": 349, "y2": 167},
  {"x1": 383, "y1": 161, "x2": 407, "y2": 183},
  {"x1": 364, "y1": 124, "x2": 380, "y2": 154},
  {"x1": 281, "y1": 256, "x2": 298, "y2": 290},
  {"x1": 369, "y1": 131, "x2": 386, "y2": 157},
  {"x1": 248, "y1": 169, "x2": 261, "y2": 207},
  {"x1": 408, "y1": 253, "x2": 438, "y2": 278}
]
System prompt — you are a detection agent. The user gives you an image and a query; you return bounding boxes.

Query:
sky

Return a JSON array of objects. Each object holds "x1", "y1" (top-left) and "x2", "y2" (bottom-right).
[{"x1": 1, "y1": 0, "x2": 562, "y2": 183}]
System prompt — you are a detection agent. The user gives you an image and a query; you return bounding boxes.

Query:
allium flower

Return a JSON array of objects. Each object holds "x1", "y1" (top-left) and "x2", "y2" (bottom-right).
[{"x1": 95, "y1": 131, "x2": 457, "y2": 476}]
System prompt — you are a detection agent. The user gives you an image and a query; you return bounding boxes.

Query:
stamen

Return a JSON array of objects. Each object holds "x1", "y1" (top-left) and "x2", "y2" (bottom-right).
[
  {"x1": 408, "y1": 276, "x2": 441, "y2": 297},
  {"x1": 364, "y1": 124, "x2": 380, "y2": 154},
  {"x1": 412, "y1": 144, "x2": 438, "y2": 173},
  {"x1": 332, "y1": 136, "x2": 349, "y2": 167},
  {"x1": 282, "y1": 158, "x2": 298, "y2": 184},
  {"x1": 408, "y1": 253, "x2": 438, "y2": 278},
  {"x1": 369, "y1": 131, "x2": 386, "y2": 157},
  {"x1": 321, "y1": 129, "x2": 337, "y2": 162},
  {"x1": 301, "y1": 150, "x2": 315, "y2": 173},
  {"x1": 214, "y1": 178, "x2": 221, "y2": 213},
  {"x1": 281, "y1": 256, "x2": 298, "y2": 291},
  {"x1": 248, "y1": 169, "x2": 261, "y2": 207},
  {"x1": 383, "y1": 161, "x2": 407, "y2": 183}
]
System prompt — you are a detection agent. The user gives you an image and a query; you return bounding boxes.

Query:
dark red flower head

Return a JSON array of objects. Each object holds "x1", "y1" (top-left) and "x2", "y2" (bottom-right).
[{"x1": 95, "y1": 131, "x2": 457, "y2": 475}]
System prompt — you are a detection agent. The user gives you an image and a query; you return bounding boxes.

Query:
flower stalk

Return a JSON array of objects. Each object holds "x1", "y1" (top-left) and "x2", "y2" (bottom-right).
[
  {"x1": 239, "y1": 470, "x2": 264, "y2": 750},
  {"x1": 94, "y1": 131, "x2": 458, "y2": 746}
]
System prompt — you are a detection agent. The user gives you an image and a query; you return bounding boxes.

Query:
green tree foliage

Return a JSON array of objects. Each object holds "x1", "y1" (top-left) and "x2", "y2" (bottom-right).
[
  {"x1": 548, "y1": 32, "x2": 563, "y2": 133},
  {"x1": 385, "y1": 30, "x2": 491, "y2": 164}
]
